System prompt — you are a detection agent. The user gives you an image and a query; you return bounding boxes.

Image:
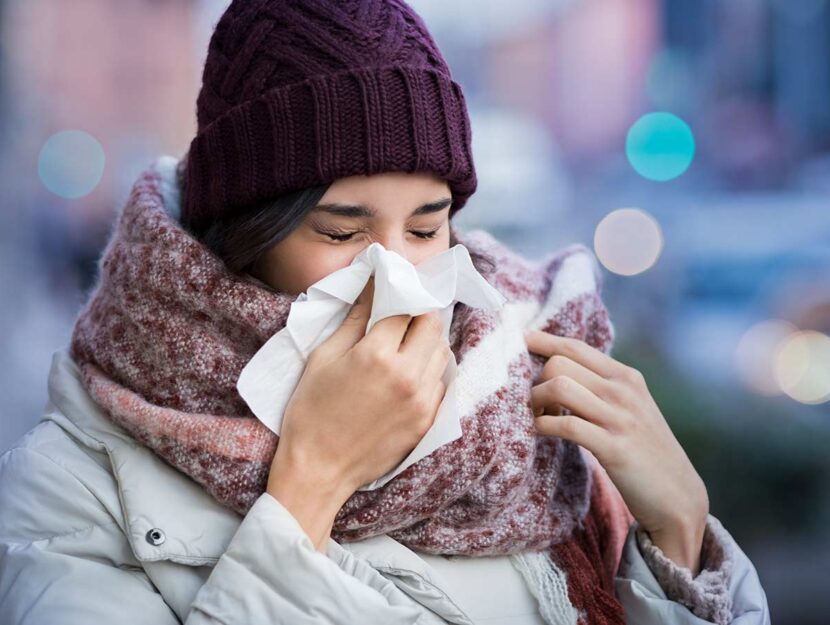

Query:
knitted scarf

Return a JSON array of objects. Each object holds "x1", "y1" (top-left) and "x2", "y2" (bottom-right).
[{"x1": 70, "y1": 156, "x2": 634, "y2": 625}]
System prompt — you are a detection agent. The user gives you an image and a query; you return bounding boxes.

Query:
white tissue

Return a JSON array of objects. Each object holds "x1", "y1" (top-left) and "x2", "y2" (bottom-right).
[{"x1": 237, "y1": 241, "x2": 508, "y2": 491}]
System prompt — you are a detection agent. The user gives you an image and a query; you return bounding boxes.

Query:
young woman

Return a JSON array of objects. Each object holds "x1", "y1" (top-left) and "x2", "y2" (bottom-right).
[{"x1": 0, "y1": 1, "x2": 770, "y2": 624}]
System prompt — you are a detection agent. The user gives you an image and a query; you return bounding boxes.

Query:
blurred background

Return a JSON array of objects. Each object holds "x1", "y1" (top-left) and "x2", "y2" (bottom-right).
[{"x1": 1, "y1": 0, "x2": 828, "y2": 621}]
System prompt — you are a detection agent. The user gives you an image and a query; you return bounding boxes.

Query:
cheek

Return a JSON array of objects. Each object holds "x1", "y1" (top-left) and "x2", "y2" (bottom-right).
[
  {"x1": 255, "y1": 241, "x2": 336, "y2": 295},
  {"x1": 411, "y1": 232, "x2": 451, "y2": 266},
  {"x1": 283, "y1": 241, "x2": 368, "y2": 292},
  {"x1": 269, "y1": 232, "x2": 451, "y2": 293},
  {"x1": 299, "y1": 253, "x2": 353, "y2": 288}
]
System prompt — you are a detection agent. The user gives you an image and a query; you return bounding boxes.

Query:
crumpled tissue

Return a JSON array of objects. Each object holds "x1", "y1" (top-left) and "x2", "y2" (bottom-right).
[{"x1": 237, "y1": 241, "x2": 508, "y2": 490}]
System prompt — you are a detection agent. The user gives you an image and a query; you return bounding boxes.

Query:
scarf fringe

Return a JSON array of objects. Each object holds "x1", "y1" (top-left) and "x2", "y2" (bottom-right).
[{"x1": 510, "y1": 550, "x2": 581, "y2": 625}]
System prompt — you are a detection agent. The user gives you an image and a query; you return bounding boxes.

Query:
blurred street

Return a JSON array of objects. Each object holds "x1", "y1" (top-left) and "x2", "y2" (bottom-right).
[{"x1": 1, "y1": 1, "x2": 828, "y2": 621}]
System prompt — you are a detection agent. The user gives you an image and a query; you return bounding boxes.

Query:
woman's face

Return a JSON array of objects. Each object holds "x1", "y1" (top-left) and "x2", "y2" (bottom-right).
[{"x1": 251, "y1": 171, "x2": 452, "y2": 295}]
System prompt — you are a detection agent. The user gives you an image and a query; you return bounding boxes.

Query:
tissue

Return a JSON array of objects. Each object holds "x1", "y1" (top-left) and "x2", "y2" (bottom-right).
[{"x1": 237, "y1": 241, "x2": 508, "y2": 491}]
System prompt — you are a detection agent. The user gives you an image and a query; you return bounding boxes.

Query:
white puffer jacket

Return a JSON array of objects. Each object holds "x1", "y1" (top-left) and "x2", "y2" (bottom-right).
[{"x1": 0, "y1": 348, "x2": 771, "y2": 624}]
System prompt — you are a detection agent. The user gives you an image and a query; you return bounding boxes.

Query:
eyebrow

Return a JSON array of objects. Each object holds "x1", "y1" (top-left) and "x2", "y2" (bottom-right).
[{"x1": 311, "y1": 197, "x2": 452, "y2": 218}]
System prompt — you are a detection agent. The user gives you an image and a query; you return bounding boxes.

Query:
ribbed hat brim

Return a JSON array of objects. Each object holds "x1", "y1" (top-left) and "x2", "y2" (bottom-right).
[{"x1": 183, "y1": 64, "x2": 477, "y2": 233}]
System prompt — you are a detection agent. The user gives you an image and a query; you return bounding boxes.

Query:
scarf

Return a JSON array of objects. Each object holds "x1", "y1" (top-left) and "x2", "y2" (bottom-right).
[{"x1": 70, "y1": 156, "x2": 634, "y2": 625}]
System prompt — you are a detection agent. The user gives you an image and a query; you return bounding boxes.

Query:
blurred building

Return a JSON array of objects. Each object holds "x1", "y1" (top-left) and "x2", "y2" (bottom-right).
[
  {"x1": 0, "y1": 0, "x2": 219, "y2": 454},
  {"x1": 1, "y1": 2, "x2": 829, "y2": 620}
]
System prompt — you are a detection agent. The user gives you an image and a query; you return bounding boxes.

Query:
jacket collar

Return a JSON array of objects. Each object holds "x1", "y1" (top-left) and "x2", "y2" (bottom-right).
[
  {"x1": 44, "y1": 347, "x2": 244, "y2": 565},
  {"x1": 43, "y1": 347, "x2": 473, "y2": 623},
  {"x1": 44, "y1": 348, "x2": 456, "y2": 568}
]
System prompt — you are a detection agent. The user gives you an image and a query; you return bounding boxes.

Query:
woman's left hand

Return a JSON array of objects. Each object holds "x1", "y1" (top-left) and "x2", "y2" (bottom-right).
[{"x1": 524, "y1": 328, "x2": 710, "y2": 572}]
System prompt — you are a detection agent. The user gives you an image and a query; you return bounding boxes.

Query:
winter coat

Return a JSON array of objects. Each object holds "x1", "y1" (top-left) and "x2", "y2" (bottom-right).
[{"x1": 0, "y1": 348, "x2": 771, "y2": 624}]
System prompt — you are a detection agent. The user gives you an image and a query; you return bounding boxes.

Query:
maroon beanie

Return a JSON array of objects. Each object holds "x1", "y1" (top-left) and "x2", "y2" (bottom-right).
[{"x1": 182, "y1": 0, "x2": 477, "y2": 234}]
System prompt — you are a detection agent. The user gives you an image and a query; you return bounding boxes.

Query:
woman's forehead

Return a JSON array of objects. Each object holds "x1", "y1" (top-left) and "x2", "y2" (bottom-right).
[
  {"x1": 325, "y1": 170, "x2": 448, "y2": 194},
  {"x1": 316, "y1": 171, "x2": 451, "y2": 216}
]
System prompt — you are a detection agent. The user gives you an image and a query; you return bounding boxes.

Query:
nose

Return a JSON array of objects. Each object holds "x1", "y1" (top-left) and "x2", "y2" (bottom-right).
[{"x1": 373, "y1": 233, "x2": 410, "y2": 261}]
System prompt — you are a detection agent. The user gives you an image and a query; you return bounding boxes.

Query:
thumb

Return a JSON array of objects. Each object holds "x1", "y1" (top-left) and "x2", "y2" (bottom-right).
[
  {"x1": 320, "y1": 276, "x2": 374, "y2": 355},
  {"x1": 355, "y1": 274, "x2": 375, "y2": 306}
]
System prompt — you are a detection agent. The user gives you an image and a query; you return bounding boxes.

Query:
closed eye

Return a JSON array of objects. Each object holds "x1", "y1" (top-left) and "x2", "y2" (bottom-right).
[{"x1": 318, "y1": 228, "x2": 441, "y2": 242}]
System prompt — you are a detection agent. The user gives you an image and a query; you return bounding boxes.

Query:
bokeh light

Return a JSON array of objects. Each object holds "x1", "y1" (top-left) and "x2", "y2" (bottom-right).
[
  {"x1": 38, "y1": 130, "x2": 106, "y2": 199},
  {"x1": 734, "y1": 319, "x2": 800, "y2": 395},
  {"x1": 774, "y1": 330, "x2": 830, "y2": 404},
  {"x1": 593, "y1": 207, "x2": 663, "y2": 276},
  {"x1": 625, "y1": 112, "x2": 695, "y2": 181}
]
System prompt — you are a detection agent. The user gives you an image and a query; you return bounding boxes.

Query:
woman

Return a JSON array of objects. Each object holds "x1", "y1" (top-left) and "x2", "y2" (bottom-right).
[{"x1": 0, "y1": 1, "x2": 770, "y2": 624}]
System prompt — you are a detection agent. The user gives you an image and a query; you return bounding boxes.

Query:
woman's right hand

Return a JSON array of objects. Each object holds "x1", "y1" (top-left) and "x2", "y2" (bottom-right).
[{"x1": 268, "y1": 275, "x2": 451, "y2": 498}]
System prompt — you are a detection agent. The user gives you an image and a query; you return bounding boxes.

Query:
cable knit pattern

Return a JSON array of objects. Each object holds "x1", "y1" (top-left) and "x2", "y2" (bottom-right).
[
  {"x1": 635, "y1": 514, "x2": 735, "y2": 625},
  {"x1": 183, "y1": 0, "x2": 477, "y2": 234}
]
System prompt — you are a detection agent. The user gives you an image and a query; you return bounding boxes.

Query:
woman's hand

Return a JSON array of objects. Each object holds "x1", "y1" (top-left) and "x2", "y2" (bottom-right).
[
  {"x1": 268, "y1": 276, "x2": 450, "y2": 551},
  {"x1": 524, "y1": 328, "x2": 710, "y2": 573},
  {"x1": 271, "y1": 276, "x2": 451, "y2": 499}
]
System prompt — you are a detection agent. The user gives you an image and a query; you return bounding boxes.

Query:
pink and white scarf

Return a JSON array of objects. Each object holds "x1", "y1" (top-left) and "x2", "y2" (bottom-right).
[{"x1": 70, "y1": 155, "x2": 633, "y2": 624}]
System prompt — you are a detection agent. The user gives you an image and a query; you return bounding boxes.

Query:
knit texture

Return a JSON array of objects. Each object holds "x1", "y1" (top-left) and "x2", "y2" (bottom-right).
[
  {"x1": 511, "y1": 452, "x2": 635, "y2": 625},
  {"x1": 70, "y1": 156, "x2": 630, "y2": 622},
  {"x1": 183, "y1": 0, "x2": 476, "y2": 235},
  {"x1": 636, "y1": 515, "x2": 735, "y2": 625},
  {"x1": 510, "y1": 550, "x2": 582, "y2": 624}
]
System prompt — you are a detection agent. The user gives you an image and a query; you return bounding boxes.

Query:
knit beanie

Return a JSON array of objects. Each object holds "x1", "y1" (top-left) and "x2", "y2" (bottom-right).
[{"x1": 182, "y1": 0, "x2": 477, "y2": 235}]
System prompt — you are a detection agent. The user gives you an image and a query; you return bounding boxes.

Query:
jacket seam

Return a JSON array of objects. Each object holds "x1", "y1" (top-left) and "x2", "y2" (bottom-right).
[
  {"x1": 374, "y1": 564, "x2": 472, "y2": 618},
  {"x1": 3, "y1": 446, "x2": 123, "y2": 538},
  {"x1": 3, "y1": 517, "x2": 124, "y2": 545}
]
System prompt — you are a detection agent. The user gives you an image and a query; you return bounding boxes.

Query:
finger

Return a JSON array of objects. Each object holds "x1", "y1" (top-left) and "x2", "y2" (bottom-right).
[
  {"x1": 536, "y1": 353, "x2": 617, "y2": 404},
  {"x1": 430, "y1": 378, "x2": 447, "y2": 413},
  {"x1": 419, "y1": 337, "x2": 451, "y2": 385},
  {"x1": 357, "y1": 276, "x2": 414, "y2": 352},
  {"x1": 532, "y1": 402, "x2": 562, "y2": 418},
  {"x1": 408, "y1": 377, "x2": 447, "y2": 450},
  {"x1": 358, "y1": 275, "x2": 375, "y2": 304},
  {"x1": 422, "y1": 378, "x2": 447, "y2": 435},
  {"x1": 534, "y1": 413, "x2": 612, "y2": 459},
  {"x1": 363, "y1": 313, "x2": 414, "y2": 353},
  {"x1": 524, "y1": 329, "x2": 623, "y2": 379},
  {"x1": 400, "y1": 311, "x2": 443, "y2": 363},
  {"x1": 530, "y1": 376, "x2": 615, "y2": 428},
  {"x1": 322, "y1": 278, "x2": 375, "y2": 355}
]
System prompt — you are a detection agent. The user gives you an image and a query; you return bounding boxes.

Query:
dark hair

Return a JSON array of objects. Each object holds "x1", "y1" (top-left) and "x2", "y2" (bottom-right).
[{"x1": 179, "y1": 168, "x2": 495, "y2": 279}]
